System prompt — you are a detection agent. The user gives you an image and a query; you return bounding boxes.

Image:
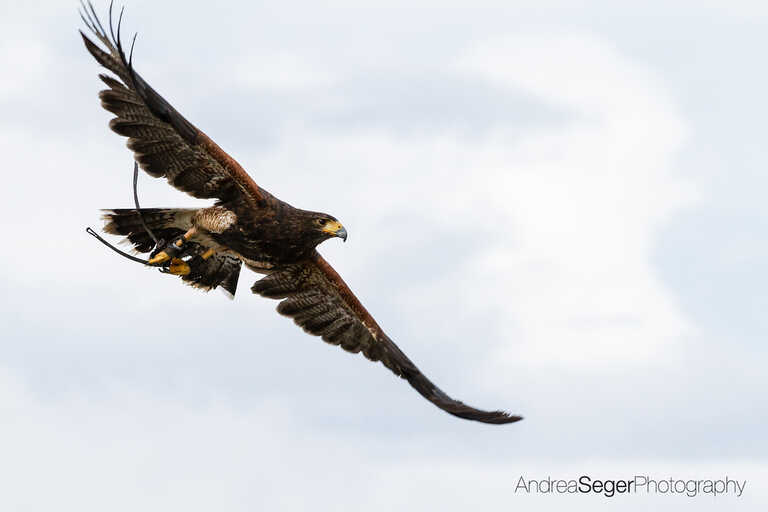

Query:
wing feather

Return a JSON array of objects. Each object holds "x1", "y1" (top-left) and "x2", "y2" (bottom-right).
[
  {"x1": 252, "y1": 252, "x2": 522, "y2": 424},
  {"x1": 80, "y1": 2, "x2": 267, "y2": 210}
]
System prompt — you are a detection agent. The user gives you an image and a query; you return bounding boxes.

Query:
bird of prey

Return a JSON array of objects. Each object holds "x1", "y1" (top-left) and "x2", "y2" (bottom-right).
[{"x1": 80, "y1": 2, "x2": 521, "y2": 425}]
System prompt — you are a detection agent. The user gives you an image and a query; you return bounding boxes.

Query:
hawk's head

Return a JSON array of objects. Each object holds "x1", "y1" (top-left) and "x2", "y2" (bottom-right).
[{"x1": 298, "y1": 211, "x2": 348, "y2": 247}]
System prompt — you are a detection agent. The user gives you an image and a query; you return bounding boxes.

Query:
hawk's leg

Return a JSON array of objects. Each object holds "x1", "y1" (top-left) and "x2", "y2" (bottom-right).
[
  {"x1": 159, "y1": 248, "x2": 215, "y2": 277},
  {"x1": 147, "y1": 207, "x2": 233, "y2": 269},
  {"x1": 148, "y1": 227, "x2": 198, "y2": 266}
]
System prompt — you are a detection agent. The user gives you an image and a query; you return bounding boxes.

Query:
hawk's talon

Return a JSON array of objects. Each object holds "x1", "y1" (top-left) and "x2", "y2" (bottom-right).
[
  {"x1": 168, "y1": 257, "x2": 191, "y2": 276},
  {"x1": 147, "y1": 235, "x2": 188, "y2": 265},
  {"x1": 148, "y1": 250, "x2": 171, "y2": 265}
]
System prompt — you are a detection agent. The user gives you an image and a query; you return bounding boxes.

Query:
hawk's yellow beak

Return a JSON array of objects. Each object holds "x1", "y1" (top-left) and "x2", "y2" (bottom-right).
[{"x1": 322, "y1": 221, "x2": 348, "y2": 242}]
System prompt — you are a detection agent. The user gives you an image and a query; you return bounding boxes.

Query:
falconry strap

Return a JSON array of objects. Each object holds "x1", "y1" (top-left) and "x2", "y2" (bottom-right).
[{"x1": 86, "y1": 162, "x2": 166, "y2": 268}]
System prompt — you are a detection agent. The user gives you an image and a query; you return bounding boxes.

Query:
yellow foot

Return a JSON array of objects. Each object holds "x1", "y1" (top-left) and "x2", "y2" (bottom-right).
[
  {"x1": 201, "y1": 248, "x2": 216, "y2": 260},
  {"x1": 148, "y1": 251, "x2": 171, "y2": 265},
  {"x1": 168, "y1": 258, "x2": 191, "y2": 276},
  {"x1": 148, "y1": 227, "x2": 198, "y2": 265}
]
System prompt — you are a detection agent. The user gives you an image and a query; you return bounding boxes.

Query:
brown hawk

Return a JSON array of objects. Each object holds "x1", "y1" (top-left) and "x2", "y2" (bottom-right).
[{"x1": 80, "y1": 2, "x2": 521, "y2": 424}]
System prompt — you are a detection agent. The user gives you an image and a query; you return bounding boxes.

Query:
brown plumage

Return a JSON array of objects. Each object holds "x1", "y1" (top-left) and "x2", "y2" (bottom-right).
[{"x1": 81, "y1": 1, "x2": 521, "y2": 424}]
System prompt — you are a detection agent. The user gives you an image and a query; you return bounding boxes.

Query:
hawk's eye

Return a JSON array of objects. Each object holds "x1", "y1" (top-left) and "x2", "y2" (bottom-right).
[{"x1": 317, "y1": 219, "x2": 327, "y2": 226}]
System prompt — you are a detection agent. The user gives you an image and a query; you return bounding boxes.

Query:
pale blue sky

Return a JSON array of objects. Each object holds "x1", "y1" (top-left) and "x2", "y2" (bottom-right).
[{"x1": 0, "y1": 1, "x2": 766, "y2": 510}]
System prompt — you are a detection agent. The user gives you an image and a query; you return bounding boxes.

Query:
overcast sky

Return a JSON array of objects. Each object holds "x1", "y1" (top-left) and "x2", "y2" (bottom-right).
[{"x1": 1, "y1": 0, "x2": 767, "y2": 510}]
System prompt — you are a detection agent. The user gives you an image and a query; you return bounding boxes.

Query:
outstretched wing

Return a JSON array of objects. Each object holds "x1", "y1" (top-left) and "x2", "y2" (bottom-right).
[
  {"x1": 252, "y1": 252, "x2": 521, "y2": 424},
  {"x1": 79, "y1": 2, "x2": 267, "y2": 210}
]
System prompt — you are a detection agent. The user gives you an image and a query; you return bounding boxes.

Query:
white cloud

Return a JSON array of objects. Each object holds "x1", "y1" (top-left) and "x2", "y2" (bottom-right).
[
  {"x1": 249, "y1": 33, "x2": 697, "y2": 368},
  {"x1": 0, "y1": 40, "x2": 49, "y2": 99},
  {"x1": 1, "y1": 4, "x2": 764, "y2": 510},
  {"x1": 234, "y1": 51, "x2": 336, "y2": 91},
  {"x1": 455, "y1": 34, "x2": 696, "y2": 367},
  {"x1": 0, "y1": 368, "x2": 764, "y2": 511}
]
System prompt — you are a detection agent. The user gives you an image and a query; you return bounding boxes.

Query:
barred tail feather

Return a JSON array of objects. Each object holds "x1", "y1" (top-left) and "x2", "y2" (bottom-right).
[{"x1": 102, "y1": 207, "x2": 194, "y2": 252}]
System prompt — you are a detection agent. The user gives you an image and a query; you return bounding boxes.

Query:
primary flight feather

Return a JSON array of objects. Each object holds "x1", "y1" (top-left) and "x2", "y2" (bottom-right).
[{"x1": 80, "y1": 1, "x2": 521, "y2": 424}]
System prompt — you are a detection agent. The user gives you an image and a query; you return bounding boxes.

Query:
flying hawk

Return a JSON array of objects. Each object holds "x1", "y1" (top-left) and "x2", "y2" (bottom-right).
[{"x1": 80, "y1": 2, "x2": 521, "y2": 425}]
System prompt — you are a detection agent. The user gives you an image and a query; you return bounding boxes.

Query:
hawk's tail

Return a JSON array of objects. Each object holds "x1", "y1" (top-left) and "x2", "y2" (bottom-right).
[
  {"x1": 100, "y1": 208, "x2": 243, "y2": 297},
  {"x1": 102, "y1": 208, "x2": 195, "y2": 253}
]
